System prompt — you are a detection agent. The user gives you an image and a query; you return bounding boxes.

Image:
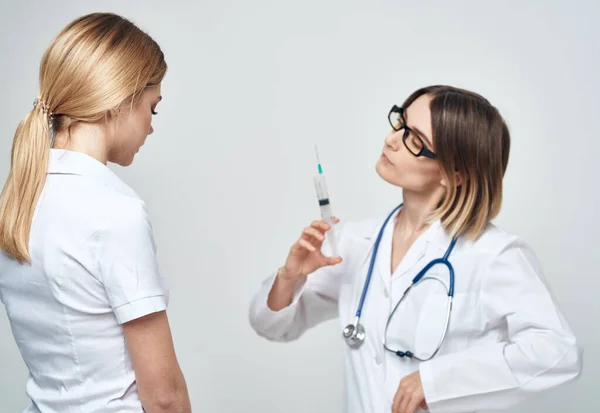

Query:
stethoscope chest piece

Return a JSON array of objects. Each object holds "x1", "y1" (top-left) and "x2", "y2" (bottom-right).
[{"x1": 343, "y1": 321, "x2": 366, "y2": 347}]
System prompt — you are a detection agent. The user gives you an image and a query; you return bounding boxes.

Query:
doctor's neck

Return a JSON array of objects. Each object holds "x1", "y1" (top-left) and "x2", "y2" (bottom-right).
[{"x1": 396, "y1": 186, "x2": 445, "y2": 236}]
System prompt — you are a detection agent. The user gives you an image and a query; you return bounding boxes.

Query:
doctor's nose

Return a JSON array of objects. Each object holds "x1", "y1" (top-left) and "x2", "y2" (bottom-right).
[{"x1": 384, "y1": 130, "x2": 402, "y2": 151}]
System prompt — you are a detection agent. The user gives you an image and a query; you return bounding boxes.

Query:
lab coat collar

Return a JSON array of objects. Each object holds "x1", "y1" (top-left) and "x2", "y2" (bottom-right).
[
  {"x1": 428, "y1": 218, "x2": 471, "y2": 262},
  {"x1": 363, "y1": 209, "x2": 455, "y2": 282},
  {"x1": 362, "y1": 209, "x2": 453, "y2": 251},
  {"x1": 424, "y1": 219, "x2": 455, "y2": 253},
  {"x1": 47, "y1": 149, "x2": 139, "y2": 198},
  {"x1": 391, "y1": 215, "x2": 450, "y2": 280}
]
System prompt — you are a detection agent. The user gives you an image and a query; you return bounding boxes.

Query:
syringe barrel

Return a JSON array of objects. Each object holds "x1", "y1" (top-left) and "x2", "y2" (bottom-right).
[
  {"x1": 314, "y1": 174, "x2": 329, "y2": 201},
  {"x1": 313, "y1": 174, "x2": 338, "y2": 256}
]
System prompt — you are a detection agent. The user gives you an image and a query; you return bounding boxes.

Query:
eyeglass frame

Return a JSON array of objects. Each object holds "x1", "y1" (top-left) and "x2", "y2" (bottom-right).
[{"x1": 388, "y1": 105, "x2": 436, "y2": 160}]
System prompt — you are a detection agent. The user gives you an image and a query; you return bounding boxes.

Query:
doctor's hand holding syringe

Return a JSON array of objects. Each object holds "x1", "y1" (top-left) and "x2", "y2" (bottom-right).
[{"x1": 266, "y1": 146, "x2": 342, "y2": 311}]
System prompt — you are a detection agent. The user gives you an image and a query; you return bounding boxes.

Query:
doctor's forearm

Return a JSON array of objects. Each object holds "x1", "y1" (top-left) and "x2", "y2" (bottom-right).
[{"x1": 267, "y1": 267, "x2": 304, "y2": 311}]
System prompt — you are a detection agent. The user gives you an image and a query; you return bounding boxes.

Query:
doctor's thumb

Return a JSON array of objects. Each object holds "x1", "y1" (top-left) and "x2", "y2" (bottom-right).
[{"x1": 325, "y1": 255, "x2": 343, "y2": 266}]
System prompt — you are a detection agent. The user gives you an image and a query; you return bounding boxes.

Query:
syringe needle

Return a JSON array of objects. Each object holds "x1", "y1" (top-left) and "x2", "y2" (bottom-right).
[{"x1": 315, "y1": 144, "x2": 322, "y2": 174}]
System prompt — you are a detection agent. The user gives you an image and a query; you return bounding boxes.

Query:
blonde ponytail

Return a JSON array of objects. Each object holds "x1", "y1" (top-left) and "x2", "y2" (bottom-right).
[
  {"x1": 0, "y1": 105, "x2": 52, "y2": 263},
  {"x1": 0, "y1": 12, "x2": 166, "y2": 264}
]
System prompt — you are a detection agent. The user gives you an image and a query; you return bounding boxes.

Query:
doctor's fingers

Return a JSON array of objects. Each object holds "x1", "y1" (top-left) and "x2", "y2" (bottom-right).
[
  {"x1": 393, "y1": 384, "x2": 420, "y2": 413},
  {"x1": 296, "y1": 238, "x2": 340, "y2": 266},
  {"x1": 297, "y1": 238, "x2": 318, "y2": 253},
  {"x1": 401, "y1": 395, "x2": 423, "y2": 413},
  {"x1": 393, "y1": 392, "x2": 413, "y2": 413},
  {"x1": 310, "y1": 218, "x2": 339, "y2": 233},
  {"x1": 302, "y1": 227, "x2": 325, "y2": 244},
  {"x1": 392, "y1": 382, "x2": 405, "y2": 412}
]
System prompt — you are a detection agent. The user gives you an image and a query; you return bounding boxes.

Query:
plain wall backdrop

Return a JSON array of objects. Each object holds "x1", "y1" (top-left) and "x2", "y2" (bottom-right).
[{"x1": 0, "y1": 0, "x2": 598, "y2": 412}]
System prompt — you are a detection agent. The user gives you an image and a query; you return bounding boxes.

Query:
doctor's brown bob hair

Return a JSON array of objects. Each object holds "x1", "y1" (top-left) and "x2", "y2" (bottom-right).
[{"x1": 404, "y1": 85, "x2": 510, "y2": 240}]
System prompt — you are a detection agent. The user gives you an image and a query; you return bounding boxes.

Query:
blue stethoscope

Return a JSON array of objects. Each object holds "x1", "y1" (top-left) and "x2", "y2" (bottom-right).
[{"x1": 342, "y1": 203, "x2": 458, "y2": 361}]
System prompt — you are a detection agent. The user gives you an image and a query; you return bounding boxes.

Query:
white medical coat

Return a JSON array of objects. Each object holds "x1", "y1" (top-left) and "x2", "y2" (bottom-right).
[{"x1": 249, "y1": 213, "x2": 582, "y2": 413}]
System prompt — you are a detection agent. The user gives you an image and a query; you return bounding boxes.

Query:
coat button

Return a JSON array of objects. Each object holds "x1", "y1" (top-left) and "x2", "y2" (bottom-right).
[{"x1": 374, "y1": 354, "x2": 382, "y2": 365}]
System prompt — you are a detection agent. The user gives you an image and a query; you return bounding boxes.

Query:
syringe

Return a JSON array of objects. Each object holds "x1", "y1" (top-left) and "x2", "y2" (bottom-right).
[{"x1": 313, "y1": 145, "x2": 339, "y2": 257}]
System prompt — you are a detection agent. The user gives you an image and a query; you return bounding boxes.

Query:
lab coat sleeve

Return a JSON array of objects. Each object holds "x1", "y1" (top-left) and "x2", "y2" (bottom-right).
[
  {"x1": 419, "y1": 238, "x2": 582, "y2": 413},
  {"x1": 248, "y1": 222, "x2": 352, "y2": 342}
]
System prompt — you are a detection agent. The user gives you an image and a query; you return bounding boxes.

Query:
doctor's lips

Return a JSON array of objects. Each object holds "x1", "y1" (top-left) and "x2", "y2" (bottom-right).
[{"x1": 380, "y1": 152, "x2": 393, "y2": 165}]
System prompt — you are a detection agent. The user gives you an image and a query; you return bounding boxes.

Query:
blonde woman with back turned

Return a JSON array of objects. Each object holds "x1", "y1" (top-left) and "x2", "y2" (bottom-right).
[{"x1": 0, "y1": 13, "x2": 191, "y2": 413}]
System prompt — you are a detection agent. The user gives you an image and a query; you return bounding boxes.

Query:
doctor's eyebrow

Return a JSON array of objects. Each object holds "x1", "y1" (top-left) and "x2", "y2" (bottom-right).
[{"x1": 403, "y1": 111, "x2": 434, "y2": 148}]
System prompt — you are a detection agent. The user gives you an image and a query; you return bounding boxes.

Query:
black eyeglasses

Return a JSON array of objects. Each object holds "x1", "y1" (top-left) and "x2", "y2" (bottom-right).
[{"x1": 388, "y1": 105, "x2": 436, "y2": 160}]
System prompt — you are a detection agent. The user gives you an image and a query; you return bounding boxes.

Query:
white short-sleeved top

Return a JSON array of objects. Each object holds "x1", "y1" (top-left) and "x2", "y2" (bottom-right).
[{"x1": 0, "y1": 149, "x2": 169, "y2": 413}]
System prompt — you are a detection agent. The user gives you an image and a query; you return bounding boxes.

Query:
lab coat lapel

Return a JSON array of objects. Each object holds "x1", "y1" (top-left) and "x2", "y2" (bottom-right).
[
  {"x1": 375, "y1": 219, "x2": 394, "y2": 284},
  {"x1": 391, "y1": 236, "x2": 428, "y2": 281},
  {"x1": 369, "y1": 211, "x2": 429, "y2": 286},
  {"x1": 395, "y1": 220, "x2": 450, "y2": 282},
  {"x1": 390, "y1": 218, "x2": 447, "y2": 282}
]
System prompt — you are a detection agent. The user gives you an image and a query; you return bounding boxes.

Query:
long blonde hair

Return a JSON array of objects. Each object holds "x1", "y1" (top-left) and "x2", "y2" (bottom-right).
[
  {"x1": 0, "y1": 12, "x2": 167, "y2": 263},
  {"x1": 402, "y1": 85, "x2": 511, "y2": 240}
]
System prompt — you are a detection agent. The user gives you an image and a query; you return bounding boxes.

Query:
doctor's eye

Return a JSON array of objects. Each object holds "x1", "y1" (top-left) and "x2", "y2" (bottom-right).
[{"x1": 404, "y1": 130, "x2": 423, "y2": 152}]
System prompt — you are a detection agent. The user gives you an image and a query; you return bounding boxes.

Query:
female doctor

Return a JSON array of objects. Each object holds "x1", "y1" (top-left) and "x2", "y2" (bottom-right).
[{"x1": 249, "y1": 85, "x2": 582, "y2": 413}]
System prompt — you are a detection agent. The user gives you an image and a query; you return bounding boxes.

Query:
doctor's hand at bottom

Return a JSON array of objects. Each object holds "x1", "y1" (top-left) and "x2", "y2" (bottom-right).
[
  {"x1": 267, "y1": 218, "x2": 342, "y2": 311},
  {"x1": 393, "y1": 370, "x2": 429, "y2": 413}
]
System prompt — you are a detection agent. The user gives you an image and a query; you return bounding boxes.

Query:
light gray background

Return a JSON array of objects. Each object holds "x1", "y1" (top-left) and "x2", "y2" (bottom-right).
[{"x1": 0, "y1": 0, "x2": 598, "y2": 412}]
